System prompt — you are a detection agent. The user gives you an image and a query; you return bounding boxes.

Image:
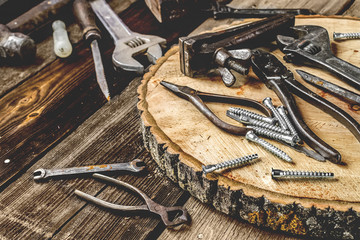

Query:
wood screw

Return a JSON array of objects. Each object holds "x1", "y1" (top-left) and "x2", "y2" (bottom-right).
[
  {"x1": 228, "y1": 107, "x2": 277, "y2": 125},
  {"x1": 262, "y1": 97, "x2": 288, "y2": 130},
  {"x1": 272, "y1": 168, "x2": 334, "y2": 179},
  {"x1": 202, "y1": 153, "x2": 258, "y2": 175},
  {"x1": 276, "y1": 106, "x2": 301, "y2": 143},
  {"x1": 333, "y1": 32, "x2": 360, "y2": 41}
]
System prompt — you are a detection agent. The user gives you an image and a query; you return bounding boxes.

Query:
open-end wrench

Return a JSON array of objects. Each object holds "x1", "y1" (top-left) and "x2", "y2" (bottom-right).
[
  {"x1": 33, "y1": 159, "x2": 145, "y2": 180},
  {"x1": 277, "y1": 25, "x2": 360, "y2": 90},
  {"x1": 89, "y1": 0, "x2": 166, "y2": 73}
]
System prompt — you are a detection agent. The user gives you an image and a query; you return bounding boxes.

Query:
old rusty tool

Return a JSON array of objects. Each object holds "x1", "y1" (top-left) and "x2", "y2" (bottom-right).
[
  {"x1": 297, "y1": 69, "x2": 360, "y2": 105},
  {"x1": 75, "y1": 173, "x2": 190, "y2": 227},
  {"x1": 0, "y1": 24, "x2": 36, "y2": 64},
  {"x1": 179, "y1": 14, "x2": 295, "y2": 86},
  {"x1": 160, "y1": 81, "x2": 271, "y2": 135},
  {"x1": 251, "y1": 49, "x2": 342, "y2": 163},
  {"x1": 89, "y1": 0, "x2": 166, "y2": 73},
  {"x1": 277, "y1": 25, "x2": 360, "y2": 90},
  {"x1": 33, "y1": 159, "x2": 145, "y2": 180},
  {"x1": 73, "y1": 0, "x2": 110, "y2": 101},
  {"x1": 201, "y1": 2, "x2": 314, "y2": 20},
  {"x1": 160, "y1": 81, "x2": 325, "y2": 161}
]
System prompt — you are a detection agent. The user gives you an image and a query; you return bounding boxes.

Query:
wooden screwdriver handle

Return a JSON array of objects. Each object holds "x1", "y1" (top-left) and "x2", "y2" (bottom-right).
[{"x1": 73, "y1": 0, "x2": 101, "y2": 41}]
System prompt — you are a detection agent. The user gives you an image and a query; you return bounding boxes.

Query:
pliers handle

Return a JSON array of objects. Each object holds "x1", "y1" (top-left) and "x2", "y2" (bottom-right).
[
  {"x1": 160, "y1": 81, "x2": 271, "y2": 136},
  {"x1": 75, "y1": 174, "x2": 190, "y2": 227}
]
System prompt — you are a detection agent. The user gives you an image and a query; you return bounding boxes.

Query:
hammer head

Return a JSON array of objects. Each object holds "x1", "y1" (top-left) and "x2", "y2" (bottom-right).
[
  {"x1": 0, "y1": 24, "x2": 36, "y2": 64},
  {"x1": 112, "y1": 33, "x2": 166, "y2": 74}
]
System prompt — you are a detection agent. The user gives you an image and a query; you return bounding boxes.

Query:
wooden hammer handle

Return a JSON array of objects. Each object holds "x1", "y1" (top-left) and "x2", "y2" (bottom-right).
[{"x1": 73, "y1": 0, "x2": 101, "y2": 41}]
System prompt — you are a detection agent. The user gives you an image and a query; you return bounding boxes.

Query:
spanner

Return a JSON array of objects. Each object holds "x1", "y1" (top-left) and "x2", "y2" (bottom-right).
[
  {"x1": 89, "y1": 0, "x2": 166, "y2": 73},
  {"x1": 33, "y1": 159, "x2": 145, "y2": 180},
  {"x1": 277, "y1": 25, "x2": 360, "y2": 90}
]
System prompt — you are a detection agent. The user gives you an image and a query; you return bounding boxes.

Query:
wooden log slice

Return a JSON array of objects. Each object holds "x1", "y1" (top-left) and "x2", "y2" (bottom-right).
[{"x1": 137, "y1": 16, "x2": 360, "y2": 239}]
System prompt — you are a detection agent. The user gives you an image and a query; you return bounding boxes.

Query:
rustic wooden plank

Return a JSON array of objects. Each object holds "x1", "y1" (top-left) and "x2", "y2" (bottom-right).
[
  {"x1": 159, "y1": 197, "x2": 300, "y2": 240},
  {"x1": 0, "y1": 77, "x2": 188, "y2": 239},
  {"x1": 343, "y1": 1, "x2": 360, "y2": 17}
]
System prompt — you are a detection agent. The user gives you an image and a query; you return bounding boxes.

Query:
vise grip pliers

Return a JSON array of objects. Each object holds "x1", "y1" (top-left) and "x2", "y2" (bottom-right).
[{"x1": 75, "y1": 173, "x2": 190, "y2": 227}]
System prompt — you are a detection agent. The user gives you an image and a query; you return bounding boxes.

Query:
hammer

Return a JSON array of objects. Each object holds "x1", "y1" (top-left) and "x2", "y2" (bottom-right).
[{"x1": 0, "y1": 24, "x2": 36, "y2": 64}]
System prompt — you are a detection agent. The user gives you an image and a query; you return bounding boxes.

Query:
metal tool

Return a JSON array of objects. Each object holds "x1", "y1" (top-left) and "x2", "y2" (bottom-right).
[
  {"x1": 73, "y1": 0, "x2": 110, "y2": 101},
  {"x1": 160, "y1": 81, "x2": 271, "y2": 136},
  {"x1": 251, "y1": 49, "x2": 342, "y2": 163},
  {"x1": 297, "y1": 69, "x2": 360, "y2": 105},
  {"x1": 201, "y1": 2, "x2": 315, "y2": 20},
  {"x1": 179, "y1": 14, "x2": 295, "y2": 81},
  {"x1": 271, "y1": 168, "x2": 334, "y2": 179},
  {"x1": 75, "y1": 173, "x2": 190, "y2": 227},
  {"x1": 333, "y1": 32, "x2": 360, "y2": 41},
  {"x1": 0, "y1": 24, "x2": 36, "y2": 64},
  {"x1": 33, "y1": 159, "x2": 145, "y2": 180},
  {"x1": 89, "y1": 0, "x2": 166, "y2": 73},
  {"x1": 202, "y1": 153, "x2": 258, "y2": 175},
  {"x1": 277, "y1": 25, "x2": 360, "y2": 90}
]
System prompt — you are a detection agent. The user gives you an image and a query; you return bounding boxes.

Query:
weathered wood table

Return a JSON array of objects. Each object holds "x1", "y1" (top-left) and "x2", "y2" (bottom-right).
[{"x1": 1, "y1": 0, "x2": 360, "y2": 239}]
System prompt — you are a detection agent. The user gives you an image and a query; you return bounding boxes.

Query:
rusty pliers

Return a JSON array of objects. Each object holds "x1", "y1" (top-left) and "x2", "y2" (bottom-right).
[{"x1": 75, "y1": 173, "x2": 190, "y2": 227}]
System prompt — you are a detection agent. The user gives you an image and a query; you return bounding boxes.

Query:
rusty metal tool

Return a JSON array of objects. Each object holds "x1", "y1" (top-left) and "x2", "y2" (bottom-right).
[
  {"x1": 201, "y1": 2, "x2": 315, "y2": 20},
  {"x1": 73, "y1": 0, "x2": 110, "y2": 101},
  {"x1": 89, "y1": 0, "x2": 166, "y2": 73},
  {"x1": 33, "y1": 159, "x2": 145, "y2": 180},
  {"x1": 251, "y1": 49, "x2": 342, "y2": 163},
  {"x1": 179, "y1": 14, "x2": 295, "y2": 84},
  {"x1": 0, "y1": 24, "x2": 36, "y2": 64},
  {"x1": 297, "y1": 69, "x2": 360, "y2": 105},
  {"x1": 277, "y1": 25, "x2": 360, "y2": 90},
  {"x1": 75, "y1": 173, "x2": 190, "y2": 227},
  {"x1": 160, "y1": 80, "x2": 271, "y2": 135}
]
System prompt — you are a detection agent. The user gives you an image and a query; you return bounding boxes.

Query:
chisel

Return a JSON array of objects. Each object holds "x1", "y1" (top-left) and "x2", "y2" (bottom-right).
[{"x1": 73, "y1": 0, "x2": 111, "y2": 101}]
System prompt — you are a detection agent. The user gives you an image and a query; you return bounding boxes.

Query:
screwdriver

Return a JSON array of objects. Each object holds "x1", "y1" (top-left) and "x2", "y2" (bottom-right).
[{"x1": 73, "y1": 0, "x2": 111, "y2": 101}]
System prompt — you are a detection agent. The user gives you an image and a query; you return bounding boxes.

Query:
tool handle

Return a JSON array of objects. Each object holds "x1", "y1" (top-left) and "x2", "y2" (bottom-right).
[{"x1": 73, "y1": 0, "x2": 101, "y2": 41}]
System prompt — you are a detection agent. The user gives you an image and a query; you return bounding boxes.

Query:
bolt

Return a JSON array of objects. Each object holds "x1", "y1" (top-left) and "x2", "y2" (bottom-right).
[
  {"x1": 271, "y1": 168, "x2": 334, "y2": 179},
  {"x1": 202, "y1": 154, "x2": 258, "y2": 175},
  {"x1": 228, "y1": 107, "x2": 277, "y2": 125},
  {"x1": 214, "y1": 48, "x2": 249, "y2": 75},
  {"x1": 227, "y1": 111, "x2": 290, "y2": 135},
  {"x1": 245, "y1": 131, "x2": 292, "y2": 163},
  {"x1": 262, "y1": 97, "x2": 288, "y2": 130},
  {"x1": 333, "y1": 32, "x2": 360, "y2": 41},
  {"x1": 276, "y1": 106, "x2": 301, "y2": 143}
]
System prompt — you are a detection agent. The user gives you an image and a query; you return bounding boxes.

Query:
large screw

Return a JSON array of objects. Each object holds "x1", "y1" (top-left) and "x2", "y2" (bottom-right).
[
  {"x1": 249, "y1": 126, "x2": 297, "y2": 146},
  {"x1": 202, "y1": 154, "x2": 258, "y2": 175},
  {"x1": 262, "y1": 97, "x2": 288, "y2": 130},
  {"x1": 276, "y1": 106, "x2": 301, "y2": 143},
  {"x1": 271, "y1": 168, "x2": 334, "y2": 179},
  {"x1": 228, "y1": 107, "x2": 277, "y2": 125},
  {"x1": 333, "y1": 32, "x2": 360, "y2": 41},
  {"x1": 245, "y1": 131, "x2": 292, "y2": 163},
  {"x1": 227, "y1": 111, "x2": 290, "y2": 135}
]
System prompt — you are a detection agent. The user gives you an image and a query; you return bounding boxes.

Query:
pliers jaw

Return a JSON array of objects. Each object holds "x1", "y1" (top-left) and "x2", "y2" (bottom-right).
[{"x1": 160, "y1": 81, "x2": 197, "y2": 102}]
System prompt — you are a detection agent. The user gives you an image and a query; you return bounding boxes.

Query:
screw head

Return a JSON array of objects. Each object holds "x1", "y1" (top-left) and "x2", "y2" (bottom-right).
[{"x1": 245, "y1": 130, "x2": 257, "y2": 141}]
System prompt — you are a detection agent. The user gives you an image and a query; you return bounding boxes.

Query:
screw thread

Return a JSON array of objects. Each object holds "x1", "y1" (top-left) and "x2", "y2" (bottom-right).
[
  {"x1": 272, "y1": 168, "x2": 334, "y2": 179},
  {"x1": 246, "y1": 131, "x2": 292, "y2": 162},
  {"x1": 277, "y1": 106, "x2": 301, "y2": 143},
  {"x1": 227, "y1": 59, "x2": 248, "y2": 75},
  {"x1": 263, "y1": 98, "x2": 288, "y2": 130},
  {"x1": 202, "y1": 154, "x2": 258, "y2": 174},
  {"x1": 250, "y1": 126, "x2": 295, "y2": 145},
  {"x1": 333, "y1": 32, "x2": 360, "y2": 40},
  {"x1": 228, "y1": 107, "x2": 276, "y2": 125}
]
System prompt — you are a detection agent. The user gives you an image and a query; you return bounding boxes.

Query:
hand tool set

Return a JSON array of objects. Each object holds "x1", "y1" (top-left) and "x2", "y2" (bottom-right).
[{"x1": 4, "y1": 0, "x2": 360, "y2": 234}]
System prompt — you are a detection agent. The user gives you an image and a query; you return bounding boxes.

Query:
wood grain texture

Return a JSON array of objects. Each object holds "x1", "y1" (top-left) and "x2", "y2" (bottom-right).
[
  {"x1": 0, "y1": 77, "x2": 188, "y2": 239},
  {"x1": 159, "y1": 197, "x2": 301, "y2": 240},
  {"x1": 343, "y1": 0, "x2": 360, "y2": 17},
  {"x1": 138, "y1": 17, "x2": 360, "y2": 239}
]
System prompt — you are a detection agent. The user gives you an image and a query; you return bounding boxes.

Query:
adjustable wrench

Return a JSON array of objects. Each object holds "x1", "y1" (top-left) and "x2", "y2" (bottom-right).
[
  {"x1": 277, "y1": 25, "x2": 360, "y2": 90},
  {"x1": 33, "y1": 159, "x2": 145, "y2": 180},
  {"x1": 89, "y1": 0, "x2": 166, "y2": 73}
]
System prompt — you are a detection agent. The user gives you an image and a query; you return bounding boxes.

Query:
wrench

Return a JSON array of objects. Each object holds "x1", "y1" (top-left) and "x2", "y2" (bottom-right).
[
  {"x1": 277, "y1": 25, "x2": 360, "y2": 90},
  {"x1": 33, "y1": 159, "x2": 145, "y2": 180},
  {"x1": 89, "y1": 0, "x2": 166, "y2": 73}
]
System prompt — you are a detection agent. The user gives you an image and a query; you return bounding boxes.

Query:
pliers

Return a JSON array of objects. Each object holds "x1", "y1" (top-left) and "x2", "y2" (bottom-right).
[
  {"x1": 160, "y1": 81, "x2": 271, "y2": 136},
  {"x1": 75, "y1": 173, "x2": 190, "y2": 227}
]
